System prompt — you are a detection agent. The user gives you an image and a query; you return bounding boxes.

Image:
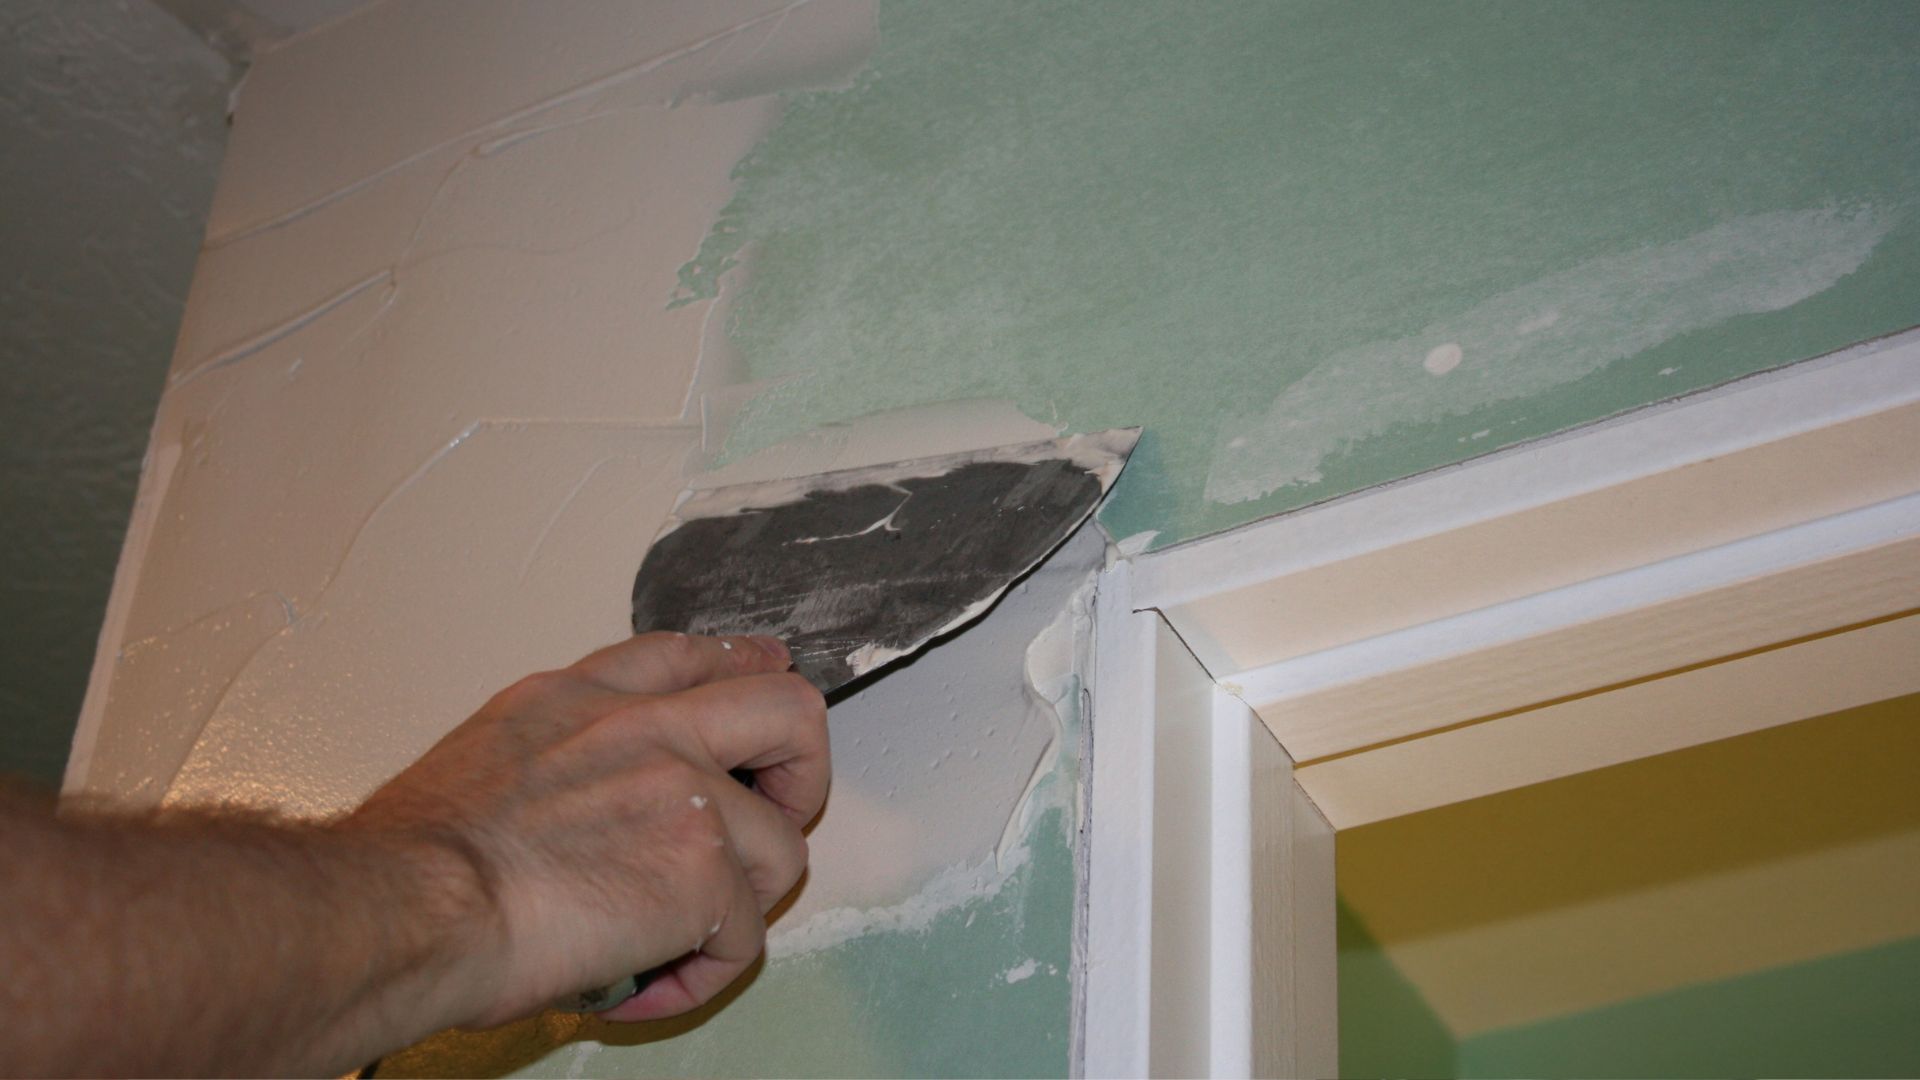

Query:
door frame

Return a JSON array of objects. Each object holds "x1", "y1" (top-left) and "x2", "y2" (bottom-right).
[{"x1": 1080, "y1": 326, "x2": 1920, "y2": 1077}]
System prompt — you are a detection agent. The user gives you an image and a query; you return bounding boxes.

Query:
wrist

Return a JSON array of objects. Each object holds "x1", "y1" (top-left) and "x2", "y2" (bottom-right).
[{"x1": 330, "y1": 822, "x2": 507, "y2": 1033}]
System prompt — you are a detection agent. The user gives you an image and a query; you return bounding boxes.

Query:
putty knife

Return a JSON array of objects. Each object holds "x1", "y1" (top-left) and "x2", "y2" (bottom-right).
[{"x1": 555, "y1": 428, "x2": 1138, "y2": 1012}]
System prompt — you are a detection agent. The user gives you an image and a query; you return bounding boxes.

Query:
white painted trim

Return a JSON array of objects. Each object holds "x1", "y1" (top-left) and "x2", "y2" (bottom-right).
[
  {"x1": 1101, "y1": 331, "x2": 1920, "y2": 1078},
  {"x1": 1082, "y1": 561, "x2": 1154, "y2": 1078},
  {"x1": 1235, "y1": 491, "x2": 1920, "y2": 761},
  {"x1": 1129, "y1": 326, "x2": 1920, "y2": 768},
  {"x1": 1081, "y1": 574, "x2": 1337, "y2": 1078},
  {"x1": 1136, "y1": 327, "x2": 1920, "y2": 679},
  {"x1": 1297, "y1": 613, "x2": 1920, "y2": 829},
  {"x1": 1286, "y1": 774, "x2": 1338, "y2": 1079},
  {"x1": 1221, "y1": 689, "x2": 1339, "y2": 1079},
  {"x1": 1146, "y1": 618, "x2": 1218, "y2": 1078},
  {"x1": 1208, "y1": 691, "x2": 1256, "y2": 1078}
]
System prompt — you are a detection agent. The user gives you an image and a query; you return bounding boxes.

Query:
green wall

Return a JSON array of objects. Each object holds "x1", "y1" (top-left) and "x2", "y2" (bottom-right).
[
  {"x1": 1456, "y1": 934, "x2": 1920, "y2": 1078},
  {"x1": 1337, "y1": 915, "x2": 1920, "y2": 1079},
  {"x1": 1338, "y1": 900, "x2": 1458, "y2": 1078},
  {"x1": 1338, "y1": 692, "x2": 1920, "y2": 1078},
  {"x1": 561, "y1": 2, "x2": 1920, "y2": 1073},
  {"x1": 685, "y1": 0, "x2": 1920, "y2": 550}
]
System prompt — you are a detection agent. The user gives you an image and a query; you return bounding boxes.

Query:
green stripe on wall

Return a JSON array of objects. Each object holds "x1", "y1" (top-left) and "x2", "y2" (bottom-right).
[
  {"x1": 1339, "y1": 899, "x2": 1457, "y2": 1078},
  {"x1": 1456, "y1": 933, "x2": 1920, "y2": 1079}
]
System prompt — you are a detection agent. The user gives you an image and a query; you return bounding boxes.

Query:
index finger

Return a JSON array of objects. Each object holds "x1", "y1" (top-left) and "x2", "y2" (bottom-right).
[{"x1": 572, "y1": 631, "x2": 791, "y2": 695}]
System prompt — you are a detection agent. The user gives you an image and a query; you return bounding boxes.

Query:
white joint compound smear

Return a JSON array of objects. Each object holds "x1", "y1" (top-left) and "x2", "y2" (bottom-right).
[
  {"x1": 995, "y1": 587, "x2": 1089, "y2": 869},
  {"x1": 1003, "y1": 958, "x2": 1040, "y2": 984},
  {"x1": 765, "y1": 525, "x2": 1103, "y2": 959},
  {"x1": 768, "y1": 837, "x2": 1037, "y2": 960},
  {"x1": 1204, "y1": 206, "x2": 1894, "y2": 504}
]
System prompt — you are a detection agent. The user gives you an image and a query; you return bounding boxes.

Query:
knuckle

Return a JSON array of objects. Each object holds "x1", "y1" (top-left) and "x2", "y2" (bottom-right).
[
  {"x1": 604, "y1": 697, "x2": 667, "y2": 733},
  {"x1": 743, "y1": 820, "x2": 808, "y2": 900},
  {"x1": 630, "y1": 753, "x2": 707, "y2": 802},
  {"x1": 694, "y1": 848, "x2": 744, "y2": 923},
  {"x1": 494, "y1": 669, "x2": 567, "y2": 711}
]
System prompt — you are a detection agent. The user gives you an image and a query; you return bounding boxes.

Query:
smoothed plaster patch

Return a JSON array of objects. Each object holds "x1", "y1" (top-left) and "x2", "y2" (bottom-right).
[{"x1": 1205, "y1": 207, "x2": 1894, "y2": 504}]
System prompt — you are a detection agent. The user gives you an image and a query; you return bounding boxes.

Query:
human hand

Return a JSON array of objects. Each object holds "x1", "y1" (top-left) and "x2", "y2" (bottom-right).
[{"x1": 344, "y1": 632, "x2": 829, "y2": 1027}]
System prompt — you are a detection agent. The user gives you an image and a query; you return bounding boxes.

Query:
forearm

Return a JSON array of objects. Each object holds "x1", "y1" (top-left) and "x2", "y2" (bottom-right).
[
  {"x1": 2, "y1": 632, "x2": 826, "y2": 1074},
  {"x1": 1, "y1": 788, "x2": 496, "y2": 1078}
]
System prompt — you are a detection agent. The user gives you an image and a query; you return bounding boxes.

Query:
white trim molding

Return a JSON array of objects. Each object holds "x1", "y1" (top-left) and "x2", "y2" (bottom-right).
[
  {"x1": 1082, "y1": 327, "x2": 1920, "y2": 1077},
  {"x1": 1081, "y1": 580, "x2": 1337, "y2": 1079},
  {"x1": 1135, "y1": 327, "x2": 1920, "y2": 775}
]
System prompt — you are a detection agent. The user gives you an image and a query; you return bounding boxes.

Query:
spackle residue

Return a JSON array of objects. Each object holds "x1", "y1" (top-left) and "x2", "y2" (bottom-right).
[
  {"x1": 1422, "y1": 343, "x2": 1464, "y2": 376},
  {"x1": 691, "y1": 795, "x2": 709, "y2": 809},
  {"x1": 1003, "y1": 958, "x2": 1040, "y2": 984},
  {"x1": 995, "y1": 588, "x2": 1088, "y2": 869},
  {"x1": 764, "y1": 526, "x2": 1101, "y2": 960},
  {"x1": 769, "y1": 839, "x2": 1035, "y2": 959},
  {"x1": 1205, "y1": 206, "x2": 1893, "y2": 504}
]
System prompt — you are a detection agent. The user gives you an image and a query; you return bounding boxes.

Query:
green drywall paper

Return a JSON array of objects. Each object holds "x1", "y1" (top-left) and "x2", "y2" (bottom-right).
[
  {"x1": 1456, "y1": 933, "x2": 1920, "y2": 1078},
  {"x1": 1337, "y1": 899, "x2": 1457, "y2": 1078},
  {"x1": 376, "y1": 804, "x2": 1076, "y2": 1078},
  {"x1": 685, "y1": 0, "x2": 1920, "y2": 549}
]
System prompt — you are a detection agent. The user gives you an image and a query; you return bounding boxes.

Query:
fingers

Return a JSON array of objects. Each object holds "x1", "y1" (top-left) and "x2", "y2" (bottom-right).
[
  {"x1": 593, "y1": 750, "x2": 806, "y2": 1023},
  {"x1": 572, "y1": 632, "x2": 791, "y2": 695},
  {"x1": 599, "y1": 850, "x2": 765, "y2": 1022},
  {"x1": 665, "y1": 672, "x2": 831, "y2": 825},
  {"x1": 702, "y1": 776, "x2": 809, "y2": 914}
]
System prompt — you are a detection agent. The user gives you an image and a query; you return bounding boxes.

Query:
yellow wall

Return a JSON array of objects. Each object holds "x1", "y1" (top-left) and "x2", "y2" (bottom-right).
[{"x1": 1339, "y1": 690, "x2": 1920, "y2": 1041}]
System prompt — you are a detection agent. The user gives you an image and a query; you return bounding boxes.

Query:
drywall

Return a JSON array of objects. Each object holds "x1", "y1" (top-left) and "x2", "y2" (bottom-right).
[
  {"x1": 681, "y1": 0, "x2": 1920, "y2": 549},
  {"x1": 71, "y1": 2, "x2": 1101, "y2": 1075},
  {"x1": 1337, "y1": 690, "x2": 1920, "y2": 1056},
  {"x1": 0, "y1": 0, "x2": 229, "y2": 787}
]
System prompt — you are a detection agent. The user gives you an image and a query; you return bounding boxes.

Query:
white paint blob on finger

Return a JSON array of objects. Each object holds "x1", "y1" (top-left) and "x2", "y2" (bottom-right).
[
  {"x1": 690, "y1": 795, "x2": 708, "y2": 809},
  {"x1": 1423, "y1": 342, "x2": 1464, "y2": 375}
]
